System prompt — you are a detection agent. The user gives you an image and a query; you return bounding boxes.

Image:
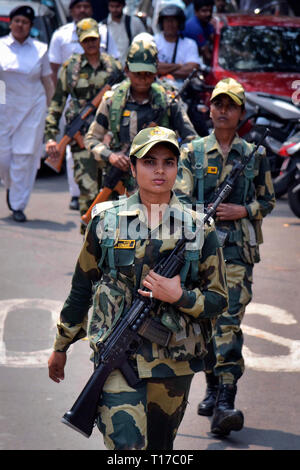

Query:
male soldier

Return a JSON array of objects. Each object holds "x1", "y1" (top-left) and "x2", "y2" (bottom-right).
[
  {"x1": 174, "y1": 78, "x2": 275, "y2": 436},
  {"x1": 48, "y1": 0, "x2": 119, "y2": 211},
  {"x1": 45, "y1": 18, "x2": 123, "y2": 233},
  {"x1": 48, "y1": 126, "x2": 228, "y2": 450},
  {"x1": 84, "y1": 38, "x2": 197, "y2": 196}
]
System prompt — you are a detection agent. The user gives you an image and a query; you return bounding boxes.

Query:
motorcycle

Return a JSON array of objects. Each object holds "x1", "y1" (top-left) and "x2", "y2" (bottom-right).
[
  {"x1": 277, "y1": 132, "x2": 300, "y2": 217},
  {"x1": 160, "y1": 68, "x2": 214, "y2": 137},
  {"x1": 238, "y1": 92, "x2": 300, "y2": 196},
  {"x1": 273, "y1": 131, "x2": 300, "y2": 199}
]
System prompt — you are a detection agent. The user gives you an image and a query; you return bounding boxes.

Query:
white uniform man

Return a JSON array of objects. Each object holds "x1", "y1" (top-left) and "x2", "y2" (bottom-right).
[
  {"x1": 0, "y1": 6, "x2": 53, "y2": 222},
  {"x1": 48, "y1": 0, "x2": 120, "y2": 210}
]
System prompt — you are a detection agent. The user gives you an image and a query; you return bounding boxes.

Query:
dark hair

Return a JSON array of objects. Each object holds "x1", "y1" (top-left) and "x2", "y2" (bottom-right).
[
  {"x1": 107, "y1": 0, "x2": 125, "y2": 5},
  {"x1": 193, "y1": 0, "x2": 214, "y2": 11}
]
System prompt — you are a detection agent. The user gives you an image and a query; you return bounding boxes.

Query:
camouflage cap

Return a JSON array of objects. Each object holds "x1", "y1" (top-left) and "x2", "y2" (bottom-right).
[
  {"x1": 210, "y1": 77, "x2": 245, "y2": 106},
  {"x1": 126, "y1": 39, "x2": 158, "y2": 74},
  {"x1": 76, "y1": 18, "x2": 99, "y2": 43},
  {"x1": 129, "y1": 126, "x2": 180, "y2": 159}
]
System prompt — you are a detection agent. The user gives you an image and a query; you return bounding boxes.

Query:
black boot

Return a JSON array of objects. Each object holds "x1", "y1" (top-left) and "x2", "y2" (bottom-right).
[
  {"x1": 211, "y1": 384, "x2": 244, "y2": 436},
  {"x1": 197, "y1": 373, "x2": 219, "y2": 416}
]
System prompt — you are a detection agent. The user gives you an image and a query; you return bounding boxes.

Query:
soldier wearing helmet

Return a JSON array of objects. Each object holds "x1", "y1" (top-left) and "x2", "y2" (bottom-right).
[{"x1": 84, "y1": 37, "x2": 197, "y2": 197}]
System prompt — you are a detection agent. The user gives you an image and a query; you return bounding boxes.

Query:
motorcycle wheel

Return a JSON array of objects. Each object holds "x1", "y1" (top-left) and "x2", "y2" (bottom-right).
[
  {"x1": 273, "y1": 172, "x2": 293, "y2": 199},
  {"x1": 287, "y1": 181, "x2": 300, "y2": 218}
]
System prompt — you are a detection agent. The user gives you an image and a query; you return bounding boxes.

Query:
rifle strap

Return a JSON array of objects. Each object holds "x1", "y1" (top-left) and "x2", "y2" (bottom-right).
[{"x1": 191, "y1": 137, "x2": 205, "y2": 205}]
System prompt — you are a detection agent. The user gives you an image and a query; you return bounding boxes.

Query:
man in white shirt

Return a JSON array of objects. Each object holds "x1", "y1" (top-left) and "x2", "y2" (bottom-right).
[
  {"x1": 48, "y1": 0, "x2": 120, "y2": 210},
  {"x1": 101, "y1": 0, "x2": 146, "y2": 66},
  {"x1": 154, "y1": 4, "x2": 203, "y2": 84}
]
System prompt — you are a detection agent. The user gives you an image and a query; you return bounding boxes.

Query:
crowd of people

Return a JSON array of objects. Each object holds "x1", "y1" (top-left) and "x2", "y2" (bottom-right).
[{"x1": 1, "y1": 0, "x2": 278, "y2": 451}]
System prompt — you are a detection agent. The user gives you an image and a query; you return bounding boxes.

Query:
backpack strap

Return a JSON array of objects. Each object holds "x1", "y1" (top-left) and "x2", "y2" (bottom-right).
[{"x1": 124, "y1": 15, "x2": 132, "y2": 44}]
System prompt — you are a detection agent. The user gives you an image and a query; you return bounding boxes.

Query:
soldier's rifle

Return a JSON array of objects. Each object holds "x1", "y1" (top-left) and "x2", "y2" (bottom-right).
[{"x1": 61, "y1": 128, "x2": 269, "y2": 438}]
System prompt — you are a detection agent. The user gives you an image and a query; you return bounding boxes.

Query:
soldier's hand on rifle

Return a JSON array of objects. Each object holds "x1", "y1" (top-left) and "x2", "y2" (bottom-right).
[
  {"x1": 48, "y1": 351, "x2": 67, "y2": 383},
  {"x1": 109, "y1": 152, "x2": 130, "y2": 171},
  {"x1": 46, "y1": 139, "x2": 60, "y2": 160},
  {"x1": 138, "y1": 271, "x2": 183, "y2": 304},
  {"x1": 214, "y1": 203, "x2": 248, "y2": 221}
]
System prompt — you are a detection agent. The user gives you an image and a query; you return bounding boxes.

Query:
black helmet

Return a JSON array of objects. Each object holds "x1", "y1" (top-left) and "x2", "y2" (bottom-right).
[{"x1": 158, "y1": 5, "x2": 186, "y2": 31}]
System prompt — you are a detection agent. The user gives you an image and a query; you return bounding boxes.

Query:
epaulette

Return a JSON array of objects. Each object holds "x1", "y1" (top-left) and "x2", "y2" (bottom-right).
[
  {"x1": 103, "y1": 89, "x2": 114, "y2": 100},
  {"x1": 91, "y1": 198, "x2": 127, "y2": 219}
]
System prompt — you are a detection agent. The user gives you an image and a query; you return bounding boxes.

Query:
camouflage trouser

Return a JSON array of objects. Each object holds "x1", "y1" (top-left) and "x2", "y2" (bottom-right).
[
  {"x1": 204, "y1": 262, "x2": 253, "y2": 385},
  {"x1": 96, "y1": 368, "x2": 194, "y2": 450},
  {"x1": 72, "y1": 147, "x2": 101, "y2": 231}
]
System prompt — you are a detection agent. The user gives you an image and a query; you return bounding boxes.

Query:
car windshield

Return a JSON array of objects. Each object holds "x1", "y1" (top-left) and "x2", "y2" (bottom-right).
[{"x1": 219, "y1": 25, "x2": 300, "y2": 73}]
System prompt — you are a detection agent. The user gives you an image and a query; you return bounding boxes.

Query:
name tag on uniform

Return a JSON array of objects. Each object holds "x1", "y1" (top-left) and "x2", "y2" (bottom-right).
[
  {"x1": 114, "y1": 240, "x2": 136, "y2": 249},
  {"x1": 207, "y1": 166, "x2": 218, "y2": 174},
  {"x1": 123, "y1": 110, "x2": 131, "y2": 117}
]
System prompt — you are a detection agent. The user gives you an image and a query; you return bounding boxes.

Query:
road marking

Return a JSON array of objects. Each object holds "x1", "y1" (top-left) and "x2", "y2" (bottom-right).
[
  {"x1": 0, "y1": 299, "x2": 299, "y2": 372},
  {"x1": 0, "y1": 298, "x2": 61, "y2": 368},
  {"x1": 243, "y1": 302, "x2": 300, "y2": 372}
]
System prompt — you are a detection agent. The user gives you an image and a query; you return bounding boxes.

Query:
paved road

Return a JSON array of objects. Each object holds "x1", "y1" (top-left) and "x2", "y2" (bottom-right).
[{"x1": 0, "y1": 173, "x2": 299, "y2": 451}]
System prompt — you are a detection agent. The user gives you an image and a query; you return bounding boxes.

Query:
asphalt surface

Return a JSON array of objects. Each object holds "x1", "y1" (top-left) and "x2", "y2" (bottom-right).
[{"x1": 0, "y1": 171, "x2": 299, "y2": 453}]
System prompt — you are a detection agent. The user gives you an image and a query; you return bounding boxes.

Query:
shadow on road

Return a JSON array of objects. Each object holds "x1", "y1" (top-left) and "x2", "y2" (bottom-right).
[
  {"x1": 178, "y1": 427, "x2": 300, "y2": 450},
  {"x1": 0, "y1": 217, "x2": 77, "y2": 232}
]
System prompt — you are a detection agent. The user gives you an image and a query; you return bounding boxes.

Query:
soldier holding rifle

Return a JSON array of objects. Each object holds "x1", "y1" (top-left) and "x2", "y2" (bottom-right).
[
  {"x1": 84, "y1": 37, "x2": 197, "y2": 200},
  {"x1": 174, "y1": 78, "x2": 276, "y2": 436},
  {"x1": 48, "y1": 126, "x2": 228, "y2": 450},
  {"x1": 44, "y1": 18, "x2": 123, "y2": 232}
]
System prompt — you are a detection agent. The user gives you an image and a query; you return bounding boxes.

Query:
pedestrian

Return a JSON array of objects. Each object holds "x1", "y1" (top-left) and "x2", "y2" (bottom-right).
[
  {"x1": 154, "y1": 4, "x2": 203, "y2": 83},
  {"x1": 84, "y1": 37, "x2": 197, "y2": 199},
  {"x1": 174, "y1": 77, "x2": 276, "y2": 436},
  {"x1": 44, "y1": 18, "x2": 123, "y2": 233},
  {"x1": 48, "y1": 0, "x2": 120, "y2": 212},
  {"x1": 183, "y1": 0, "x2": 215, "y2": 64},
  {"x1": 100, "y1": 0, "x2": 146, "y2": 67},
  {"x1": 0, "y1": 5, "x2": 53, "y2": 223},
  {"x1": 48, "y1": 125, "x2": 228, "y2": 450}
]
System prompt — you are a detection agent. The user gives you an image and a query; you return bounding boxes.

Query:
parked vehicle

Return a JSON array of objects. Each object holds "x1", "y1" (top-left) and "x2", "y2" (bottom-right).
[
  {"x1": 274, "y1": 132, "x2": 300, "y2": 212},
  {"x1": 239, "y1": 92, "x2": 300, "y2": 185},
  {"x1": 206, "y1": 14, "x2": 300, "y2": 99},
  {"x1": 0, "y1": 0, "x2": 67, "y2": 44}
]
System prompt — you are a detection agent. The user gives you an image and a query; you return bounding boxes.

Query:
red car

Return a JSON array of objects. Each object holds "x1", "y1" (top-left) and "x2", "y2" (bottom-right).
[{"x1": 206, "y1": 13, "x2": 300, "y2": 99}]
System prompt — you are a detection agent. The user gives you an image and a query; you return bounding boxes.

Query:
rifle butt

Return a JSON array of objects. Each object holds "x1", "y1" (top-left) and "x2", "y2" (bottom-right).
[
  {"x1": 61, "y1": 363, "x2": 112, "y2": 438},
  {"x1": 81, "y1": 187, "x2": 114, "y2": 225},
  {"x1": 44, "y1": 156, "x2": 62, "y2": 173}
]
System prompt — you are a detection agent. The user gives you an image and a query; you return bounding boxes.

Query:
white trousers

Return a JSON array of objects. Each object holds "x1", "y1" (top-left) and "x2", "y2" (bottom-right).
[
  {"x1": 0, "y1": 151, "x2": 40, "y2": 211},
  {"x1": 66, "y1": 145, "x2": 80, "y2": 198}
]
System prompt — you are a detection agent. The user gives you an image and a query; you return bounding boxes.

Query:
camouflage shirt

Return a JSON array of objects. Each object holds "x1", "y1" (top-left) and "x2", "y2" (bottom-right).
[
  {"x1": 44, "y1": 52, "x2": 123, "y2": 142},
  {"x1": 84, "y1": 78, "x2": 197, "y2": 164},
  {"x1": 174, "y1": 131, "x2": 276, "y2": 265},
  {"x1": 53, "y1": 191, "x2": 228, "y2": 378}
]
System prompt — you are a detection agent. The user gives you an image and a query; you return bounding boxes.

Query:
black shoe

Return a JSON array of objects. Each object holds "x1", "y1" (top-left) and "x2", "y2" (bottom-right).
[
  {"x1": 6, "y1": 189, "x2": 12, "y2": 211},
  {"x1": 69, "y1": 196, "x2": 79, "y2": 210},
  {"x1": 211, "y1": 384, "x2": 244, "y2": 436},
  {"x1": 12, "y1": 210, "x2": 27, "y2": 222},
  {"x1": 197, "y1": 373, "x2": 219, "y2": 416}
]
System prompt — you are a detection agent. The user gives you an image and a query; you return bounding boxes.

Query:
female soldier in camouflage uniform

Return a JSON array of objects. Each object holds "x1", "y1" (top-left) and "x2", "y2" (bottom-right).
[
  {"x1": 44, "y1": 18, "x2": 123, "y2": 231},
  {"x1": 174, "y1": 78, "x2": 276, "y2": 436},
  {"x1": 48, "y1": 126, "x2": 228, "y2": 450}
]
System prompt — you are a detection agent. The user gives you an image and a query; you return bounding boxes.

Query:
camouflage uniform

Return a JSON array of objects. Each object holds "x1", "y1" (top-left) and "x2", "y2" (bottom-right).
[
  {"x1": 53, "y1": 188, "x2": 228, "y2": 449},
  {"x1": 84, "y1": 38, "x2": 197, "y2": 193},
  {"x1": 44, "y1": 19, "x2": 123, "y2": 222},
  {"x1": 174, "y1": 130, "x2": 276, "y2": 385}
]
